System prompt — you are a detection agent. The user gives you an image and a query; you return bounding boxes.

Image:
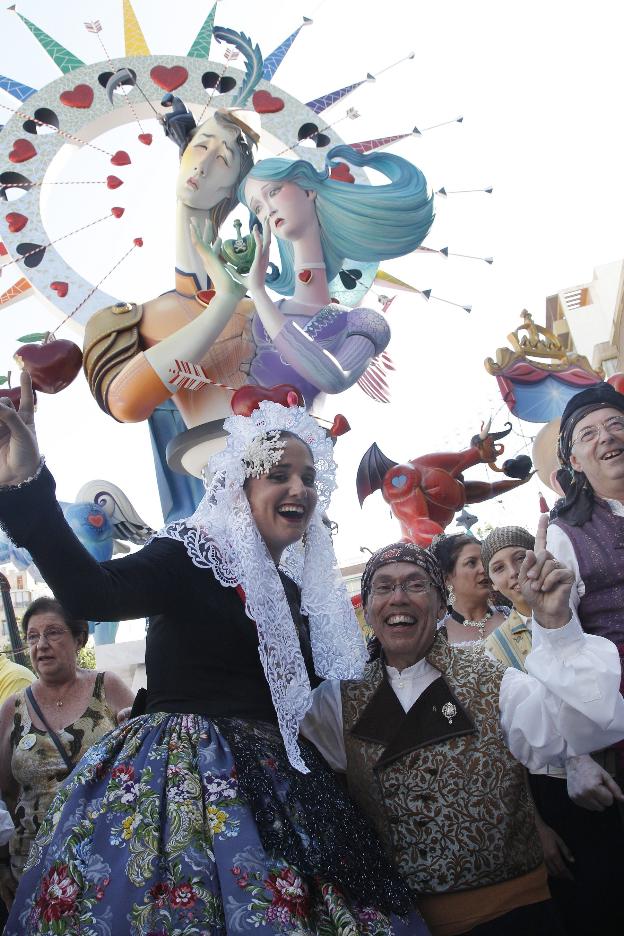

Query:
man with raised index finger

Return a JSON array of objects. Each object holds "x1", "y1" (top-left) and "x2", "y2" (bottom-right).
[{"x1": 302, "y1": 525, "x2": 624, "y2": 936}]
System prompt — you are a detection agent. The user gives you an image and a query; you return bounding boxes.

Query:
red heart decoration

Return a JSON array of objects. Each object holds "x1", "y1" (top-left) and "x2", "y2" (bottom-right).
[
  {"x1": 0, "y1": 244, "x2": 7, "y2": 256},
  {"x1": 87, "y1": 512, "x2": 105, "y2": 528},
  {"x1": 252, "y1": 90, "x2": 285, "y2": 114},
  {"x1": 111, "y1": 150, "x2": 131, "y2": 167},
  {"x1": 329, "y1": 414, "x2": 351, "y2": 438},
  {"x1": 196, "y1": 289, "x2": 216, "y2": 306},
  {"x1": 150, "y1": 65, "x2": 188, "y2": 92},
  {"x1": 298, "y1": 270, "x2": 313, "y2": 284},
  {"x1": 106, "y1": 175, "x2": 123, "y2": 190},
  {"x1": 133, "y1": 237, "x2": 143, "y2": 247},
  {"x1": 111, "y1": 207, "x2": 125, "y2": 218},
  {"x1": 231, "y1": 384, "x2": 304, "y2": 417},
  {"x1": 50, "y1": 281, "x2": 69, "y2": 298},
  {"x1": 59, "y1": 84, "x2": 94, "y2": 109},
  {"x1": 138, "y1": 133, "x2": 153, "y2": 146},
  {"x1": 6, "y1": 212, "x2": 28, "y2": 233},
  {"x1": 330, "y1": 162, "x2": 355, "y2": 184},
  {"x1": 9, "y1": 139, "x2": 37, "y2": 164}
]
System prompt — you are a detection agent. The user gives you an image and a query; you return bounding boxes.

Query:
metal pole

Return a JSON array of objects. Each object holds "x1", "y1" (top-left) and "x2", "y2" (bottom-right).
[{"x1": 0, "y1": 572, "x2": 29, "y2": 668}]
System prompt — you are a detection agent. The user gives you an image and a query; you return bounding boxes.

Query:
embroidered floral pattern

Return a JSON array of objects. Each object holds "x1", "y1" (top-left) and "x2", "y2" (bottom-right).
[{"x1": 6, "y1": 714, "x2": 425, "y2": 935}]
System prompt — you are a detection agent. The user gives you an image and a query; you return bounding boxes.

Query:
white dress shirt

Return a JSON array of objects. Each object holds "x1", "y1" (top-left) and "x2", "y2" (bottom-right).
[{"x1": 301, "y1": 617, "x2": 624, "y2": 773}]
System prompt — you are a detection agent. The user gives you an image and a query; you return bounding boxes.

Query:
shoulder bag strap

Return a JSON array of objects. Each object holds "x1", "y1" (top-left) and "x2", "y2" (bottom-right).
[{"x1": 25, "y1": 686, "x2": 75, "y2": 773}]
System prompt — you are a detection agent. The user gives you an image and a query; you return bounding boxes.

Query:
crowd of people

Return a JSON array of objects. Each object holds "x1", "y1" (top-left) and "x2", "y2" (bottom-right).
[
  {"x1": 0, "y1": 90, "x2": 622, "y2": 936},
  {"x1": 0, "y1": 374, "x2": 622, "y2": 935}
]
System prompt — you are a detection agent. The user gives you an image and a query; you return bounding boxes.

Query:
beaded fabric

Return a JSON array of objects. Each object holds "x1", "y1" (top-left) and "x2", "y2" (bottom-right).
[
  {"x1": 158, "y1": 401, "x2": 367, "y2": 773},
  {"x1": 217, "y1": 716, "x2": 414, "y2": 917}
]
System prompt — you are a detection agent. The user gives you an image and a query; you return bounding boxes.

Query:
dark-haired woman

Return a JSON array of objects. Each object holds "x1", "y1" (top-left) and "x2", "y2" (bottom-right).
[
  {"x1": 430, "y1": 533, "x2": 505, "y2": 646},
  {"x1": 0, "y1": 597, "x2": 133, "y2": 908}
]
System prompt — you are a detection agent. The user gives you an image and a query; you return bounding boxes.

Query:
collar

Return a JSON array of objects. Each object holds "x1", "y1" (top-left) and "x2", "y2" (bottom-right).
[
  {"x1": 350, "y1": 650, "x2": 475, "y2": 768},
  {"x1": 385, "y1": 657, "x2": 432, "y2": 681},
  {"x1": 508, "y1": 608, "x2": 531, "y2": 633}
]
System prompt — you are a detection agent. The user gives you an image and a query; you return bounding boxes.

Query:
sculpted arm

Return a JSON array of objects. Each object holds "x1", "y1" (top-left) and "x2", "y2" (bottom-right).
[{"x1": 90, "y1": 222, "x2": 246, "y2": 423}]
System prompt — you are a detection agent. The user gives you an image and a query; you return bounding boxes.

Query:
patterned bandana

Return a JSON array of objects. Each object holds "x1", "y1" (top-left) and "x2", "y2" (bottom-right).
[{"x1": 361, "y1": 541, "x2": 447, "y2": 607}]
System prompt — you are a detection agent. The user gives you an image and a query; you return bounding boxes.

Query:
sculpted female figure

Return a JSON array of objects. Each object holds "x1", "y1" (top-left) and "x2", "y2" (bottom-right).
[{"x1": 84, "y1": 104, "x2": 434, "y2": 436}]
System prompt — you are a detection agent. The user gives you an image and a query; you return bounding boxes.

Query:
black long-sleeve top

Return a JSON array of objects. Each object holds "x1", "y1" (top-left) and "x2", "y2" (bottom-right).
[{"x1": 0, "y1": 466, "x2": 317, "y2": 721}]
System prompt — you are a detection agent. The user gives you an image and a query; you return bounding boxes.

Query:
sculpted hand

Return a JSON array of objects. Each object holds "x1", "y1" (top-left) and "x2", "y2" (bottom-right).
[
  {"x1": 566, "y1": 754, "x2": 624, "y2": 811},
  {"x1": 190, "y1": 218, "x2": 245, "y2": 300},
  {"x1": 518, "y1": 514, "x2": 574, "y2": 628},
  {"x1": 0, "y1": 371, "x2": 41, "y2": 486}
]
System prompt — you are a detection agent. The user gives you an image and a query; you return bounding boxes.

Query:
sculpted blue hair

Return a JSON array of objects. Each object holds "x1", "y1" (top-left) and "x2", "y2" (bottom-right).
[{"x1": 238, "y1": 144, "x2": 434, "y2": 296}]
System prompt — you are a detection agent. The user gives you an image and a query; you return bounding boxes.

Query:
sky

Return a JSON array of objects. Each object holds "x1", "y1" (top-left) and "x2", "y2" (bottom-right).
[{"x1": 1, "y1": 0, "x2": 623, "y2": 637}]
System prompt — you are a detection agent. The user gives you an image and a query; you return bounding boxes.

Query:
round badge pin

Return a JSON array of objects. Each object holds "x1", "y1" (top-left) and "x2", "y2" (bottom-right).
[{"x1": 19, "y1": 733, "x2": 37, "y2": 751}]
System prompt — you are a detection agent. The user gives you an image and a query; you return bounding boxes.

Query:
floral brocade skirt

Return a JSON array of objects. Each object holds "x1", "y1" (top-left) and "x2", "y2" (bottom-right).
[{"x1": 6, "y1": 713, "x2": 428, "y2": 935}]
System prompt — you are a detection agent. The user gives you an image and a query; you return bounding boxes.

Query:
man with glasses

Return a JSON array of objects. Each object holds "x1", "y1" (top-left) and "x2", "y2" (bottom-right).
[{"x1": 302, "y1": 533, "x2": 624, "y2": 935}]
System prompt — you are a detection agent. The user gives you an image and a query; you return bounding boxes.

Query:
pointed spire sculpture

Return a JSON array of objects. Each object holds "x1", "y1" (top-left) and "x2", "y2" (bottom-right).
[
  {"x1": 187, "y1": 2, "x2": 217, "y2": 58},
  {"x1": 306, "y1": 75, "x2": 373, "y2": 115},
  {"x1": 7, "y1": 7, "x2": 84, "y2": 73},
  {"x1": 123, "y1": 0, "x2": 150, "y2": 56},
  {"x1": 0, "y1": 73, "x2": 37, "y2": 101},
  {"x1": 262, "y1": 17, "x2": 312, "y2": 81}
]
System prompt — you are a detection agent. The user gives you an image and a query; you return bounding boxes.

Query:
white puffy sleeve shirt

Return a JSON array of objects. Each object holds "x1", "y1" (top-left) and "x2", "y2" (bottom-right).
[{"x1": 301, "y1": 619, "x2": 624, "y2": 773}]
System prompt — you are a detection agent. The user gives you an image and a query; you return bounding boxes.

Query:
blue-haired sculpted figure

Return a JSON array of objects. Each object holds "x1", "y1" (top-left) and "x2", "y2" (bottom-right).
[
  {"x1": 227, "y1": 144, "x2": 433, "y2": 400},
  {"x1": 83, "y1": 96, "x2": 433, "y2": 436}
]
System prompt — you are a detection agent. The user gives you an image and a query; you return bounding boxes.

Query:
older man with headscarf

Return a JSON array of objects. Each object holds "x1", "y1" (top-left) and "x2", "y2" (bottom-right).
[{"x1": 302, "y1": 532, "x2": 624, "y2": 936}]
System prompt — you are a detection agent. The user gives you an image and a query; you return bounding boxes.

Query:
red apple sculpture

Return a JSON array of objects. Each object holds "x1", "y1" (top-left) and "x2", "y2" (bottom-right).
[
  {"x1": 607, "y1": 373, "x2": 624, "y2": 396},
  {"x1": 0, "y1": 371, "x2": 37, "y2": 408},
  {"x1": 230, "y1": 384, "x2": 304, "y2": 417},
  {"x1": 13, "y1": 332, "x2": 83, "y2": 393}
]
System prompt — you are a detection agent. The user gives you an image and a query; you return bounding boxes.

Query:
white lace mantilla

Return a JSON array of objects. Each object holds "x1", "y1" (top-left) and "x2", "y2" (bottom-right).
[{"x1": 157, "y1": 402, "x2": 367, "y2": 772}]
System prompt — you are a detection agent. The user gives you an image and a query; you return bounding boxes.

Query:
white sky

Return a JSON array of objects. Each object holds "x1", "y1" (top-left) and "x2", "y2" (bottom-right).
[{"x1": 1, "y1": 0, "x2": 623, "y2": 632}]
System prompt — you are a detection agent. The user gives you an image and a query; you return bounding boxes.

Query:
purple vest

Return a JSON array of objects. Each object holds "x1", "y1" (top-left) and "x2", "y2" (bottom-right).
[{"x1": 552, "y1": 499, "x2": 624, "y2": 645}]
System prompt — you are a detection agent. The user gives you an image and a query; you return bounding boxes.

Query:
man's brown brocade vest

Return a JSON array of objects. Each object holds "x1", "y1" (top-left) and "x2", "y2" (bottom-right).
[{"x1": 340, "y1": 632, "x2": 543, "y2": 897}]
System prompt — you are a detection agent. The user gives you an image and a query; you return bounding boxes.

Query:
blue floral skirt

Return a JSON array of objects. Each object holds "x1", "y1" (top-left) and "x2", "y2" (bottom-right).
[{"x1": 6, "y1": 713, "x2": 428, "y2": 935}]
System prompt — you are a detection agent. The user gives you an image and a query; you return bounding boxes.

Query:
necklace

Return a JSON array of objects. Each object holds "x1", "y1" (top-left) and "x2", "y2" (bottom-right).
[{"x1": 449, "y1": 607, "x2": 493, "y2": 639}]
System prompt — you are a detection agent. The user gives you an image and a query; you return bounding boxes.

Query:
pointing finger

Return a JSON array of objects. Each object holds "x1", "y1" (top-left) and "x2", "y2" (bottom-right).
[
  {"x1": 18, "y1": 370, "x2": 34, "y2": 419},
  {"x1": 535, "y1": 512, "x2": 548, "y2": 554}
]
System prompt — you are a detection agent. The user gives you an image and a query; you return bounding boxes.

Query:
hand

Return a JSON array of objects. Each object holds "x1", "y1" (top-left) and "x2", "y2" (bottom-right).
[
  {"x1": 534, "y1": 816, "x2": 574, "y2": 880},
  {"x1": 566, "y1": 754, "x2": 624, "y2": 811},
  {"x1": 0, "y1": 371, "x2": 41, "y2": 486},
  {"x1": 518, "y1": 514, "x2": 574, "y2": 628},
  {"x1": 189, "y1": 218, "x2": 245, "y2": 300},
  {"x1": 244, "y1": 223, "x2": 272, "y2": 297},
  {"x1": 0, "y1": 862, "x2": 17, "y2": 909},
  {"x1": 116, "y1": 707, "x2": 132, "y2": 725}
]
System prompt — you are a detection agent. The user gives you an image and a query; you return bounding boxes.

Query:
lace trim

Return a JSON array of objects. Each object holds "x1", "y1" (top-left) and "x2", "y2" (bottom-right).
[
  {"x1": 158, "y1": 496, "x2": 366, "y2": 773},
  {"x1": 0, "y1": 457, "x2": 45, "y2": 492}
]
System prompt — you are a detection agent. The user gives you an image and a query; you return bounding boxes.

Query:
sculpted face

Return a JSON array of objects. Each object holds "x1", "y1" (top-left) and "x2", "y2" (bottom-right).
[
  {"x1": 245, "y1": 437, "x2": 318, "y2": 563},
  {"x1": 569, "y1": 406, "x2": 624, "y2": 496},
  {"x1": 176, "y1": 116, "x2": 242, "y2": 210},
  {"x1": 244, "y1": 177, "x2": 319, "y2": 241}
]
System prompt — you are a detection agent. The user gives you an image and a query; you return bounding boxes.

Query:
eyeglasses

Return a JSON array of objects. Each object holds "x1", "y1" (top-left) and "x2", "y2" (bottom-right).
[
  {"x1": 370, "y1": 580, "x2": 432, "y2": 598},
  {"x1": 571, "y1": 415, "x2": 624, "y2": 448},
  {"x1": 26, "y1": 628, "x2": 68, "y2": 647}
]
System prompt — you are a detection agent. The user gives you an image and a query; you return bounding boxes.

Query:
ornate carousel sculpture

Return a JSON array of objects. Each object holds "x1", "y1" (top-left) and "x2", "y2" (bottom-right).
[{"x1": 485, "y1": 310, "x2": 603, "y2": 490}]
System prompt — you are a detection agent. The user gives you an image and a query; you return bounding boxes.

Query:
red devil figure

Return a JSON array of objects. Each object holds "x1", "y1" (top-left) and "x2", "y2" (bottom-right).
[{"x1": 357, "y1": 421, "x2": 532, "y2": 546}]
